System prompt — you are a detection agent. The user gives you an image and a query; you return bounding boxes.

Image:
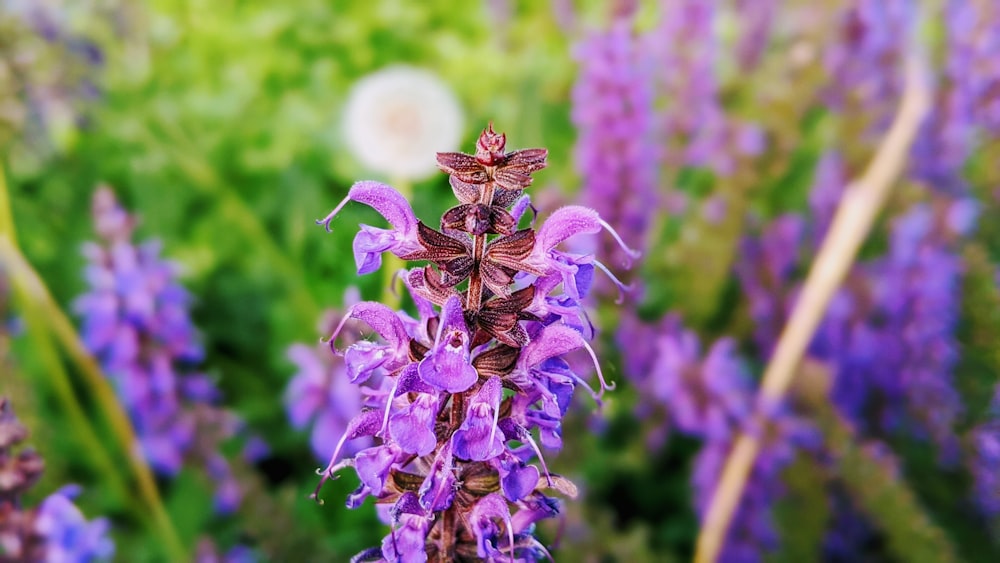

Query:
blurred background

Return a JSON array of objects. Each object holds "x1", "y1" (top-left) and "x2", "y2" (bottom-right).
[{"x1": 1, "y1": 0, "x2": 999, "y2": 561}]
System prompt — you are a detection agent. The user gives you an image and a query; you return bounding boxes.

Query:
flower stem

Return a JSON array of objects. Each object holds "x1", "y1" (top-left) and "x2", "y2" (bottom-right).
[{"x1": 466, "y1": 181, "x2": 495, "y2": 312}]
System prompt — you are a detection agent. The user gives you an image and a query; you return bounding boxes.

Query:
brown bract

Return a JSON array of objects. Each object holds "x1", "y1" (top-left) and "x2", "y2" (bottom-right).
[{"x1": 467, "y1": 286, "x2": 538, "y2": 348}]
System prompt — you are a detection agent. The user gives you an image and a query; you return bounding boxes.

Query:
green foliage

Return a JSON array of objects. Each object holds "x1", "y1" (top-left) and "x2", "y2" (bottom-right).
[{"x1": 769, "y1": 454, "x2": 829, "y2": 563}]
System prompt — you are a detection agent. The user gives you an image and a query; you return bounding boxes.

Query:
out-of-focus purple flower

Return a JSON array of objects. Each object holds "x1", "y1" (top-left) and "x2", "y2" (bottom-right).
[
  {"x1": 851, "y1": 204, "x2": 966, "y2": 458},
  {"x1": 808, "y1": 151, "x2": 847, "y2": 238},
  {"x1": 912, "y1": 1, "x2": 1000, "y2": 194},
  {"x1": 693, "y1": 406, "x2": 816, "y2": 562},
  {"x1": 738, "y1": 197, "x2": 971, "y2": 461},
  {"x1": 650, "y1": 0, "x2": 762, "y2": 175},
  {"x1": 734, "y1": 214, "x2": 807, "y2": 356},
  {"x1": 621, "y1": 308, "x2": 812, "y2": 560},
  {"x1": 968, "y1": 388, "x2": 1000, "y2": 516},
  {"x1": 571, "y1": 8, "x2": 658, "y2": 272},
  {"x1": 624, "y1": 314, "x2": 751, "y2": 446},
  {"x1": 195, "y1": 538, "x2": 259, "y2": 563},
  {"x1": 35, "y1": 485, "x2": 115, "y2": 562},
  {"x1": 74, "y1": 186, "x2": 250, "y2": 513},
  {"x1": 0, "y1": 0, "x2": 105, "y2": 150},
  {"x1": 284, "y1": 291, "x2": 372, "y2": 462},
  {"x1": 0, "y1": 397, "x2": 114, "y2": 562},
  {"x1": 311, "y1": 125, "x2": 626, "y2": 560},
  {"x1": 823, "y1": 0, "x2": 913, "y2": 125},
  {"x1": 734, "y1": 0, "x2": 777, "y2": 70}
]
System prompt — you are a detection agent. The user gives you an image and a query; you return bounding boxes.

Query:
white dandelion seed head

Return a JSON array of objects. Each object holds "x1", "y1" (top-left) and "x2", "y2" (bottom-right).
[{"x1": 343, "y1": 65, "x2": 464, "y2": 180}]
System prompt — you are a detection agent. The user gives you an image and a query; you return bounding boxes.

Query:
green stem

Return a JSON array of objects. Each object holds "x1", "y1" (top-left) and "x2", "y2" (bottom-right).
[{"x1": 0, "y1": 238, "x2": 187, "y2": 561}]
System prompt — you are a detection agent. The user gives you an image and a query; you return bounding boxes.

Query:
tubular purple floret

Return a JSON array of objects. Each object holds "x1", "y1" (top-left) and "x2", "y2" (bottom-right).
[{"x1": 473, "y1": 495, "x2": 517, "y2": 563}]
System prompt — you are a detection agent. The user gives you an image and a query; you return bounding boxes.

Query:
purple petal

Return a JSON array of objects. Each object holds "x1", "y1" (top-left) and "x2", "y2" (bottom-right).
[
  {"x1": 520, "y1": 324, "x2": 585, "y2": 369},
  {"x1": 452, "y1": 378, "x2": 504, "y2": 461},
  {"x1": 319, "y1": 181, "x2": 418, "y2": 236},
  {"x1": 381, "y1": 515, "x2": 430, "y2": 563},
  {"x1": 417, "y1": 296, "x2": 477, "y2": 393},
  {"x1": 349, "y1": 302, "x2": 411, "y2": 351},
  {"x1": 353, "y1": 225, "x2": 400, "y2": 275},
  {"x1": 389, "y1": 393, "x2": 440, "y2": 456},
  {"x1": 535, "y1": 205, "x2": 602, "y2": 254},
  {"x1": 499, "y1": 458, "x2": 539, "y2": 502},
  {"x1": 418, "y1": 442, "x2": 456, "y2": 511},
  {"x1": 344, "y1": 341, "x2": 391, "y2": 384},
  {"x1": 354, "y1": 444, "x2": 399, "y2": 493},
  {"x1": 317, "y1": 181, "x2": 423, "y2": 274},
  {"x1": 417, "y1": 341, "x2": 478, "y2": 393},
  {"x1": 470, "y1": 493, "x2": 514, "y2": 560}
]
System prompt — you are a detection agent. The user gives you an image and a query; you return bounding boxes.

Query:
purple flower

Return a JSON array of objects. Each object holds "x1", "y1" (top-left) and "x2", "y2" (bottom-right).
[
  {"x1": 285, "y1": 295, "x2": 372, "y2": 462},
  {"x1": 620, "y1": 314, "x2": 750, "y2": 448},
  {"x1": 389, "y1": 392, "x2": 440, "y2": 457},
  {"x1": 823, "y1": 0, "x2": 913, "y2": 124},
  {"x1": 35, "y1": 486, "x2": 115, "y2": 562},
  {"x1": 452, "y1": 377, "x2": 505, "y2": 461},
  {"x1": 316, "y1": 181, "x2": 423, "y2": 275},
  {"x1": 571, "y1": 10, "x2": 659, "y2": 273},
  {"x1": 75, "y1": 187, "x2": 251, "y2": 513},
  {"x1": 311, "y1": 125, "x2": 628, "y2": 560},
  {"x1": 416, "y1": 296, "x2": 477, "y2": 393},
  {"x1": 0, "y1": 397, "x2": 114, "y2": 562},
  {"x1": 968, "y1": 388, "x2": 1000, "y2": 516},
  {"x1": 648, "y1": 0, "x2": 761, "y2": 175},
  {"x1": 692, "y1": 407, "x2": 816, "y2": 562}
]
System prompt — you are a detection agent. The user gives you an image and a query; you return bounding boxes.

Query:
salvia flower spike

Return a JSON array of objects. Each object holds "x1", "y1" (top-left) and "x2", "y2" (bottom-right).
[{"x1": 313, "y1": 124, "x2": 634, "y2": 561}]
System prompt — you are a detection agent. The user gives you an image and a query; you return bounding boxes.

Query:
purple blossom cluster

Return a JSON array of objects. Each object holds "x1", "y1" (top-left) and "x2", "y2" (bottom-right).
[
  {"x1": 74, "y1": 186, "x2": 248, "y2": 513},
  {"x1": 739, "y1": 198, "x2": 974, "y2": 460},
  {"x1": 912, "y1": 0, "x2": 1000, "y2": 193},
  {"x1": 968, "y1": 387, "x2": 1000, "y2": 516},
  {"x1": 650, "y1": 0, "x2": 763, "y2": 176},
  {"x1": 0, "y1": 397, "x2": 114, "y2": 562},
  {"x1": 311, "y1": 125, "x2": 634, "y2": 561},
  {"x1": 569, "y1": 0, "x2": 1000, "y2": 557},
  {"x1": 570, "y1": 6, "x2": 657, "y2": 271},
  {"x1": 619, "y1": 314, "x2": 814, "y2": 561},
  {"x1": 823, "y1": 0, "x2": 913, "y2": 124}
]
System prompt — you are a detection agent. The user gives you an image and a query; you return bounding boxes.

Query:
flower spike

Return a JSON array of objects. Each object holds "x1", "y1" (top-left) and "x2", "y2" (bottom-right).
[{"x1": 307, "y1": 125, "x2": 631, "y2": 559}]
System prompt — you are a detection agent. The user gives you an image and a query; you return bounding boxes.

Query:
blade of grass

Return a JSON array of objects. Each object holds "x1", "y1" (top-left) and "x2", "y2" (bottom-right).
[
  {"x1": 0, "y1": 237, "x2": 187, "y2": 561},
  {"x1": 11, "y1": 275, "x2": 130, "y2": 507}
]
